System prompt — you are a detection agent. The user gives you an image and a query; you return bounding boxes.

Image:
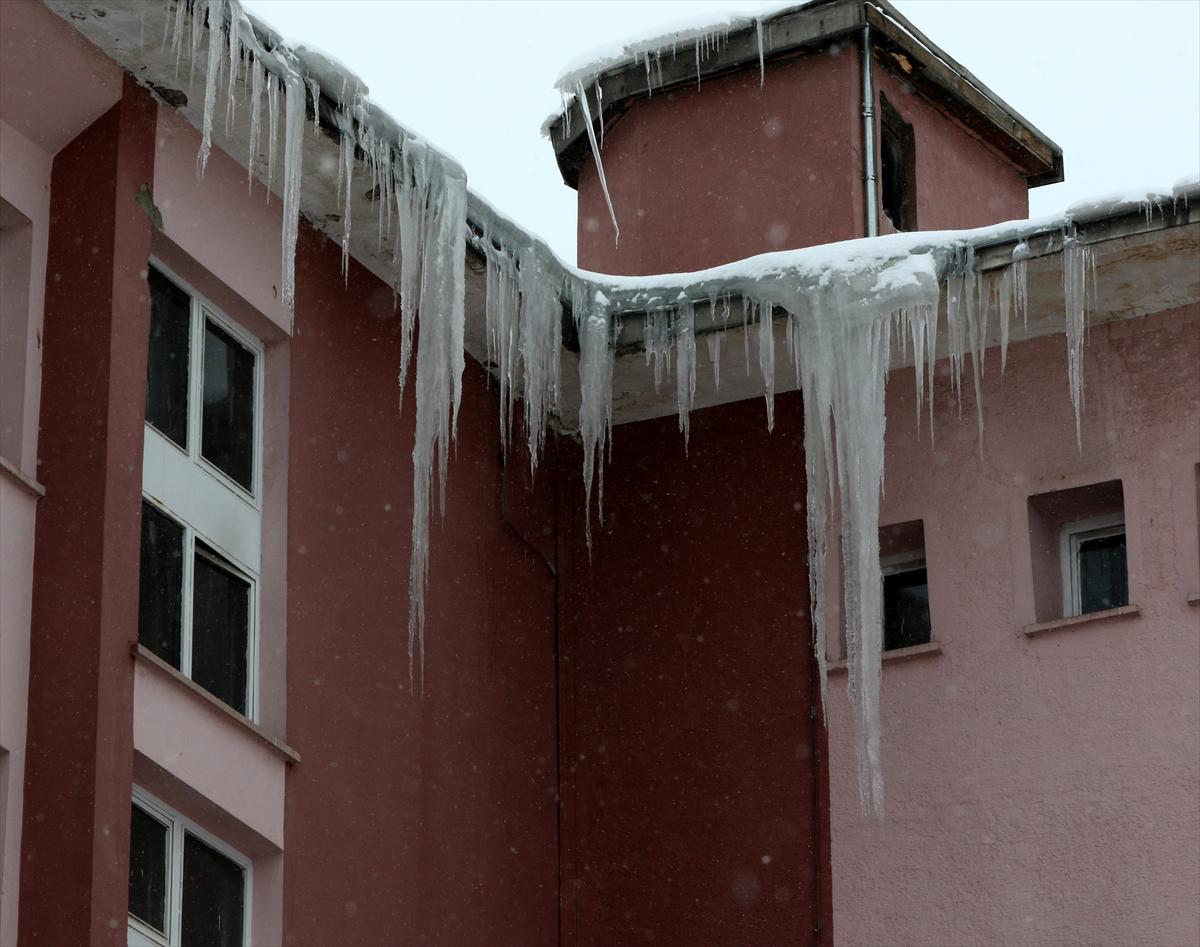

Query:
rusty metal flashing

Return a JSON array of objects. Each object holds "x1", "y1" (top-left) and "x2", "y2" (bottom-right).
[{"x1": 547, "y1": 0, "x2": 1063, "y2": 190}]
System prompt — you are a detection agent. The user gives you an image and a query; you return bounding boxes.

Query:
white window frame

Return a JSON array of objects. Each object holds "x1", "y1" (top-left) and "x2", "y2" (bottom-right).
[
  {"x1": 1060, "y1": 512, "x2": 1126, "y2": 618},
  {"x1": 880, "y1": 552, "x2": 932, "y2": 650},
  {"x1": 128, "y1": 787, "x2": 252, "y2": 947},
  {"x1": 142, "y1": 260, "x2": 263, "y2": 720},
  {"x1": 141, "y1": 497, "x2": 261, "y2": 721}
]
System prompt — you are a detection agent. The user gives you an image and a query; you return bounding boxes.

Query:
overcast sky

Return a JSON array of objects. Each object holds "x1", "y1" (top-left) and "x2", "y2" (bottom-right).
[{"x1": 240, "y1": 0, "x2": 1200, "y2": 264}]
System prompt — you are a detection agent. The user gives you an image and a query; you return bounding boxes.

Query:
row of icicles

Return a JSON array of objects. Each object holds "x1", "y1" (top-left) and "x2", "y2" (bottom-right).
[{"x1": 165, "y1": 0, "x2": 1098, "y2": 816}]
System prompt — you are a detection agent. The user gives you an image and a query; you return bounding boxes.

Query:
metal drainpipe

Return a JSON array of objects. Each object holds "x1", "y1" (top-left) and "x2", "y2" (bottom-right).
[{"x1": 861, "y1": 22, "x2": 879, "y2": 238}]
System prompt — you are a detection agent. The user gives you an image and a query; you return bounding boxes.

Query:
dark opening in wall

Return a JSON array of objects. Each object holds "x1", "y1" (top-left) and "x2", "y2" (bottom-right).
[
  {"x1": 880, "y1": 94, "x2": 917, "y2": 233},
  {"x1": 880, "y1": 519, "x2": 930, "y2": 650}
]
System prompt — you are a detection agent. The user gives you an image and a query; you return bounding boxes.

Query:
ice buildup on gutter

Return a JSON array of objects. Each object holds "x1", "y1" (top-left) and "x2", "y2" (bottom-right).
[{"x1": 148, "y1": 0, "x2": 1147, "y2": 813}]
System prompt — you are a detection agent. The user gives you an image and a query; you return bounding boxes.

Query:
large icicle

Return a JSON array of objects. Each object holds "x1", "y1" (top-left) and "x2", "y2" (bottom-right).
[
  {"x1": 1062, "y1": 235, "x2": 1094, "y2": 448},
  {"x1": 403, "y1": 138, "x2": 468, "y2": 692},
  {"x1": 675, "y1": 299, "x2": 696, "y2": 449},
  {"x1": 573, "y1": 79, "x2": 620, "y2": 246},
  {"x1": 576, "y1": 290, "x2": 616, "y2": 550},
  {"x1": 278, "y1": 69, "x2": 305, "y2": 316}
]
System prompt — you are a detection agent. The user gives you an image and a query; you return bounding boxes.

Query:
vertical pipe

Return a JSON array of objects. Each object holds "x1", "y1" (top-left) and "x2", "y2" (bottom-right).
[{"x1": 861, "y1": 23, "x2": 879, "y2": 238}]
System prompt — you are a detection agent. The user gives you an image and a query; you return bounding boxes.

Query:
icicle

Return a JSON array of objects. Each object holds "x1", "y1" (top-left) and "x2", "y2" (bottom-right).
[
  {"x1": 188, "y1": 0, "x2": 204, "y2": 92},
  {"x1": 705, "y1": 329, "x2": 721, "y2": 389},
  {"x1": 224, "y1": 3, "x2": 240, "y2": 135},
  {"x1": 483, "y1": 239, "x2": 521, "y2": 453},
  {"x1": 1012, "y1": 241, "x2": 1030, "y2": 330},
  {"x1": 573, "y1": 79, "x2": 620, "y2": 246},
  {"x1": 675, "y1": 300, "x2": 696, "y2": 450},
  {"x1": 516, "y1": 255, "x2": 563, "y2": 474},
  {"x1": 756, "y1": 17, "x2": 766, "y2": 87},
  {"x1": 338, "y1": 125, "x2": 355, "y2": 283},
  {"x1": 997, "y1": 270, "x2": 1012, "y2": 375},
  {"x1": 403, "y1": 139, "x2": 468, "y2": 693},
  {"x1": 278, "y1": 71, "x2": 305, "y2": 316},
  {"x1": 1062, "y1": 234, "x2": 1093, "y2": 449},
  {"x1": 246, "y1": 56, "x2": 263, "y2": 193},
  {"x1": 577, "y1": 292, "x2": 615, "y2": 551},
  {"x1": 309, "y1": 76, "x2": 324, "y2": 139},
  {"x1": 643, "y1": 309, "x2": 671, "y2": 391},
  {"x1": 266, "y1": 73, "x2": 279, "y2": 198},
  {"x1": 757, "y1": 299, "x2": 775, "y2": 431},
  {"x1": 196, "y1": 0, "x2": 224, "y2": 177}
]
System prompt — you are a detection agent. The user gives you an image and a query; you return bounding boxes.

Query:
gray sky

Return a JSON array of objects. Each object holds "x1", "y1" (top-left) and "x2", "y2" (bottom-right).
[{"x1": 241, "y1": 0, "x2": 1200, "y2": 264}]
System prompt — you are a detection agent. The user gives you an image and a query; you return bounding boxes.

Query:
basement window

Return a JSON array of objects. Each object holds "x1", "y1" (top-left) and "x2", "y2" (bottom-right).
[
  {"x1": 879, "y1": 95, "x2": 916, "y2": 232},
  {"x1": 129, "y1": 789, "x2": 248, "y2": 947},
  {"x1": 880, "y1": 519, "x2": 931, "y2": 650}
]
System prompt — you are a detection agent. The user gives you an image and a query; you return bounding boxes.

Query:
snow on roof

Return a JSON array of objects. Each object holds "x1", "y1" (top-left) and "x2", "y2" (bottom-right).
[{"x1": 553, "y1": 1, "x2": 796, "y2": 91}]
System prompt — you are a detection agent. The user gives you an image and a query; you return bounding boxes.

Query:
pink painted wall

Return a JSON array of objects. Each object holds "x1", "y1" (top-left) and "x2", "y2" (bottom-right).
[
  {"x1": 826, "y1": 304, "x2": 1200, "y2": 945},
  {"x1": 0, "y1": 118, "x2": 50, "y2": 947},
  {"x1": 871, "y1": 64, "x2": 1029, "y2": 233}
]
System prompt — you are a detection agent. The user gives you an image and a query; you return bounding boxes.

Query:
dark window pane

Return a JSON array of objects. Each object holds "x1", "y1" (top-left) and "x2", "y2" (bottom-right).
[
  {"x1": 1079, "y1": 532, "x2": 1128, "y2": 614},
  {"x1": 883, "y1": 567, "x2": 931, "y2": 651},
  {"x1": 201, "y1": 320, "x2": 255, "y2": 491},
  {"x1": 129, "y1": 803, "x2": 168, "y2": 934},
  {"x1": 146, "y1": 267, "x2": 191, "y2": 447},
  {"x1": 181, "y1": 832, "x2": 245, "y2": 947},
  {"x1": 139, "y1": 502, "x2": 184, "y2": 668},
  {"x1": 191, "y1": 543, "x2": 249, "y2": 714}
]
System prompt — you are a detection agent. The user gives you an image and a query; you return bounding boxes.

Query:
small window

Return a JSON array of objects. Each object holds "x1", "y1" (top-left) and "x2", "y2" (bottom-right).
[
  {"x1": 879, "y1": 519, "x2": 932, "y2": 651},
  {"x1": 1063, "y1": 515, "x2": 1128, "y2": 617},
  {"x1": 879, "y1": 94, "x2": 916, "y2": 232},
  {"x1": 882, "y1": 559, "x2": 931, "y2": 650},
  {"x1": 138, "y1": 500, "x2": 255, "y2": 716},
  {"x1": 128, "y1": 791, "x2": 248, "y2": 947},
  {"x1": 1028, "y1": 479, "x2": 1127, "y2": 622}
]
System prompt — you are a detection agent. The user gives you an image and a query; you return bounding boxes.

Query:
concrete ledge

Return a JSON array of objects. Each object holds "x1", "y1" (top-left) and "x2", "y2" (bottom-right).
[
  {"x1": 133, "y1": 643, "x2": 300, "y2": 764},
  {"x1": 1023, "y1": 604, "x2": 1141, "y2": 638},
  {"x1": 0, "y1": 456, "x2": 45, "y2": 497},
  {"x1": 828, "y1": 640, "x2": 942, "y2": 673}
]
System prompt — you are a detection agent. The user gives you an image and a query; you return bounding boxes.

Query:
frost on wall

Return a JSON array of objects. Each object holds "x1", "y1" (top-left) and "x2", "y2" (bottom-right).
[{"x1": 158, "y1": 0, "x2": 1120, "y2": 813}]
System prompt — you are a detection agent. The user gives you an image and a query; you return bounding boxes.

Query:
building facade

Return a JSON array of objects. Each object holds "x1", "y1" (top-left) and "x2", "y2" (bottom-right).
[{"x1": 0, "y1": 2, "x2": 1196, "y2": 946}]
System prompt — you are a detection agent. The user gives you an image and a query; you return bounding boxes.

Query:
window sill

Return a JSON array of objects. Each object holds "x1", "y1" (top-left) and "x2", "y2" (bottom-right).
[
  {"x1": 132, "y1": 643, "x2": 300, "y2": 764},
  {"x1": 1187, "y1": 593, "x2": 1200, "y2": 607},
  {"x1": 1023, "y1": 604, "x2": 1141, "y2": 637},
  {"x1": 0, "y1": 455, "x2": 45, "y2": 498},
  {"x1": 827, "y1": 640, "x2": 942, "y2": 673}
]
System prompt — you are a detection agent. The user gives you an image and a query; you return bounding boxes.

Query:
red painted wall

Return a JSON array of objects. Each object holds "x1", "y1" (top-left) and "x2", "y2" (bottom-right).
[
  {"x1": 556, "y1": 394, "x2": 831, "y2": 946},
  {"x1": 281, "y1": 227, "x2": 559, "y2": 945},
  {"x1": 20, "y1": 77, "x2": 156, "y2": 946},
  {"x1": 577, "y1": 44, "x2": 864, "y2": 275}
]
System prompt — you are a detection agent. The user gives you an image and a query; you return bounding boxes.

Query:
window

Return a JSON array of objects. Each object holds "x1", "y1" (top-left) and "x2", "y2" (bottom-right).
[
  {"x1": 879, "y1": 94, "x2": 916, "y2": 232},
  {"x1": 1028, "y1": 479, "x2": 1127, "y2": 622},
  {"x1": 879, "y1": 519, "x2": 931, "y2": 651},
  {"x1": 882, "y1": 556, "x2": 931, "y2": 650},
  {"x1": 128, "y1": 789, "x2": 249, "y2": 947},
  {"x1": 1062, "y1": 514, "x2": 1128, "y2": 617},
  {"x1": 146, "y1": 265, "x2": 260, "y2": 495},
  {"x1": 140, "y1": 264, "x2": 262, "y2": 718},
  {"x1": 139, "y1": 501, "x2": 255, "y2": 715},
  {"x1": 1, "y1": 198, "x2": 34, "y2": 467}
]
